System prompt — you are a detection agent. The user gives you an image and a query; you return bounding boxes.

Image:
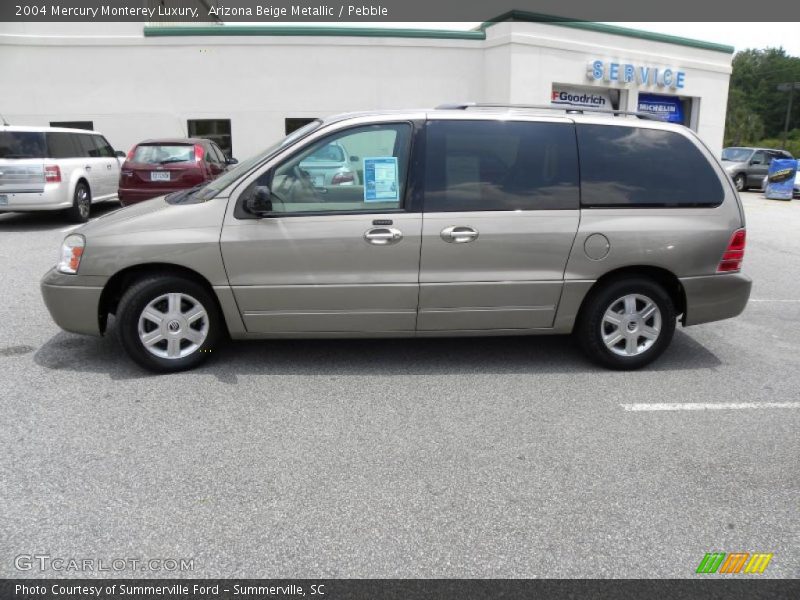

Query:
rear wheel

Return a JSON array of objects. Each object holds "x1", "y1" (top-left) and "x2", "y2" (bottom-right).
[
  {"x1": 733, "y1": 173, "x2": 746, "y2": 192},
  {"x1": 65, "y1": 182, "x2": 91, "y2": 223},
  {"x1": 576, "y1": 277, "x2": 676, "y2": 370},
  {"x1": 117, "y1": 275, "x2": 221, "y2": 373}
]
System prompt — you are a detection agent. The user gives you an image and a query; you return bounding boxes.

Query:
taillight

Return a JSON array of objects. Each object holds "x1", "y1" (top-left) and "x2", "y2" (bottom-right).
[
  {"x1": 331, "y1": 172, "x2": 355, "y2": 185},
  {"x1": 717, "y1": 228, "x2": 746, "y2": 272},
  {"x1": 44, "y1": 165, "x2": 61, "y2": 183},
  {"x1": 194, "y1": 144, "x2": 205, "y2": 163},
  {"x1": 126, "y1": 147, "x2": 136, "y2": 161}
]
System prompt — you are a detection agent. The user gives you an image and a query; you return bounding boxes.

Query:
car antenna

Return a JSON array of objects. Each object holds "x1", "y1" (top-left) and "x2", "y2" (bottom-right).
[{"x1": 0, "y1": 113, "x2": 9, "y2": 126}]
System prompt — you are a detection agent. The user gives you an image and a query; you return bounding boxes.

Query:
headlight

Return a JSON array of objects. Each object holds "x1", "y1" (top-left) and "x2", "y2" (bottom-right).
[{"x1": 57, "y1": 234, "x2": 85, "y2": 274}]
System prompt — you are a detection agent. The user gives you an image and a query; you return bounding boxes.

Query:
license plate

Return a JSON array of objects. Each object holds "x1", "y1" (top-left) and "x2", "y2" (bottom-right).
[
  {"x1": 0, "y1": 194, "x2": 7, "y2": 206},
  {"x1": 150, "y1": 172, "x2": 171, "y2": 182}
]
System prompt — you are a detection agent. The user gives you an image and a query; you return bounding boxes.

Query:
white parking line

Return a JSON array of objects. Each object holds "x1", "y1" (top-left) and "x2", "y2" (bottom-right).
[
  {"x1": 621, "y1": 402, "x2": 800, "y2": 412},
  {"x1": 750, "y1": 299, "x2": 800, "y2": 303}
]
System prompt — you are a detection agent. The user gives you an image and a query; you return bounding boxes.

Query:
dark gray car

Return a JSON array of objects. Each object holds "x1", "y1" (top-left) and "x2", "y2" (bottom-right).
[
  {"x1": 722, "y1": 146, "x2": 793, "y2": 191},
  {"x1": 41, "y1": 106, "x2": 752, "y2": 373}
]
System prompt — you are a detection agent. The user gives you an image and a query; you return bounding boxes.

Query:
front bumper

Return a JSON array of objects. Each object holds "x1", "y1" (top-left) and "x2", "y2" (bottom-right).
[
  {"x1": 681, "y1": 272, "x2": 752, "y2": 326},
  {"x1": 40, "y1": 268, "x2": 107, "y2": 336}
]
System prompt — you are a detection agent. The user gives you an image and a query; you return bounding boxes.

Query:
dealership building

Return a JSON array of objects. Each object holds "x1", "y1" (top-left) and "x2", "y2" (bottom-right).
[{"x1": 0, "y1": 13, "x2": 735, "y2": 160}]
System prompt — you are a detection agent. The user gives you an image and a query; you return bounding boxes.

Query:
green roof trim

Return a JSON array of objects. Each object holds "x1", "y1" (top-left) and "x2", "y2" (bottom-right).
[
  {"x1": 143, "y1": 25, "x2": 485, "y2": 40},
  {"x1": 479, "y1": 11, "x2": 735, "y2": 54}
]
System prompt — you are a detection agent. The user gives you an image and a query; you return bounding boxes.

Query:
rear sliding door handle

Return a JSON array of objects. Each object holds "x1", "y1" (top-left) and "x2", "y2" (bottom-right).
[
  {"x1": 441, "y1": 226, "x2": 479, "y2": 243},
  {"x1": 364, "y1": 227, "x2": 403, "y2": 246}
]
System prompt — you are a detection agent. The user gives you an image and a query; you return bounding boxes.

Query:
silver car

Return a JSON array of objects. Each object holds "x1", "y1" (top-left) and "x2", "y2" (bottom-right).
[
  {"x1": 41, "y1": 106, "x2": 752, "y2": 372},
  {"x1": 297, "y1": 140, "x2": 358, "y2": 188},
  {"x1": 0, "y1": 125, "x2": 123, "y2": 222},
  {"x1": 721, "y1": 146, "x2": 793, "y2": 192}
]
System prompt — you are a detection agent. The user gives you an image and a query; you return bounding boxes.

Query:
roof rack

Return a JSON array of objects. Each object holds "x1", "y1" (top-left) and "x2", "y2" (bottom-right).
[{"x1": 434, "y1": 102, "x2": 665, "y2": 121}]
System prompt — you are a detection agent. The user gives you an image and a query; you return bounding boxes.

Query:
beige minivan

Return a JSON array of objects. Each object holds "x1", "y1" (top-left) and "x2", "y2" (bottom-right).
[{"x1": 41, "y1": 105, "x2": 752, "y2": 372}]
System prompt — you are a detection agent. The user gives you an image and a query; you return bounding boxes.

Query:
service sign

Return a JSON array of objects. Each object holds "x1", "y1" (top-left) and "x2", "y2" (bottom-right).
[{"x1": 587, "y1": 60, "x2": 687, "y2": 90}]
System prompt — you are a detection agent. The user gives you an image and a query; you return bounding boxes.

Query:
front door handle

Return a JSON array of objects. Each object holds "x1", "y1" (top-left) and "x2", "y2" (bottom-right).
[
  {"x1": 441, "y1": 226, "x2": 479, "y2": 243},
  {"x1": 85, "y1": 165, "x2": 92, "y2": 171},
  {"x1": 106, "y1": 164, "x2": 112, "y2": 170},
  {"x1": 364, "y1": 227, "x2": 403, "y2": 246}
]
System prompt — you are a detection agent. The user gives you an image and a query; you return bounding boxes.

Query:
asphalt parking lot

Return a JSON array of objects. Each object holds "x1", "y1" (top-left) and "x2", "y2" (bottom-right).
[{"x1": 0, "y1": 191, "x2": 798, "y2": 579}]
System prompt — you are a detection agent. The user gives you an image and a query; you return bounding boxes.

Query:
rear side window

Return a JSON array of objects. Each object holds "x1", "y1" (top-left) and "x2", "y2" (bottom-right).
[
  {"x1": 577, "y1": 124, "x2": 724, "y2": 207},
  {"x1": 132, "y1": 145, "x2": 195, "y2": 165},
  {"x1": 0, "y1": 132, "x2": 46, "y2": 159},
  {"x1": 46, "y1": 132, "x2": 79, "y2": 159},
  {"x1": 424, "y1": 120, "x2": 580, "y2": 212},
  {"x1": 75, "y1": 134, "x2": 99, "y2": 158}
]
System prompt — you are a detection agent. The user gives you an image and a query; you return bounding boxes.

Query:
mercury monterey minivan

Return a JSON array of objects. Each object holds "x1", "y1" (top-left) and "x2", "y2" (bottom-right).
[{"x1": 41, "y1": 105, "x2": 752, "y2": 372}]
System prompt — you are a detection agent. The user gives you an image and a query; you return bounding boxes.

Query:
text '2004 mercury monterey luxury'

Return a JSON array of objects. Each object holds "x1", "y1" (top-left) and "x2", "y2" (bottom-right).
[{"x1": 41, "y1": 104, "x2": 752, "y2": 373}]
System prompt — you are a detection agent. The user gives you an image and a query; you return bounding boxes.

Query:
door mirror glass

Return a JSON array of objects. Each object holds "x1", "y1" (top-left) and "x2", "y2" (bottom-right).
[
  {"x1": 226, "y1": 157, "x2": 239, "y2": 165},
  {"x1": 245, "y1": 186, "x2": 273, "y2": 215}
]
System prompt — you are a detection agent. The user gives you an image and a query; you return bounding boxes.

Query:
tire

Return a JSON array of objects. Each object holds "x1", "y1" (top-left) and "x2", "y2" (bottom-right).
[
  {"x1": 733, "y1": 173, "x2": 746, "y2": 192},
  {"x1": 576, "y1": 277, "x2": 676, "y2": 370},
  {"x1": 66, "y1": 182, "x2": 91, "y2": 223},
  {"x1": 116, "y1": 275, "x2": 221, "y2": 373}
]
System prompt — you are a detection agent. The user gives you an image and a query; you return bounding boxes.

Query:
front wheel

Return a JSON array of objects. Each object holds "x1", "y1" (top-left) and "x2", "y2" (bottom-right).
[
  {"x1": 733, "y1": 173, "x2": 746, "y2": 192},
  {"x1": 117, "y1": 275, "x2": 222, "y2": 373},
  {"x1": 576, "y1": 278, "x2": 676, "y2": 370}
]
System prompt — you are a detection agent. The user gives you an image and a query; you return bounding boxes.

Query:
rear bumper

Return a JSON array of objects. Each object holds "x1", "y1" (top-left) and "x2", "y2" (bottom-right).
[
  {"x1": 681, "y1": 272, "x2": 752, "y2": 326},
  {"x1": 0, "y1": 184, "x2": 70, "y2": 211},
  {"x1": 40, "y1": 268, "x2": 107, "y2": 336}
]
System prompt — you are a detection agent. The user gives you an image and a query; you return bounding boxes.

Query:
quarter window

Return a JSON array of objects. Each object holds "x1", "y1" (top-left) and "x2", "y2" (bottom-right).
[
  {"x1": 577, "y1": 124, "x2": 724, "y2": 207},
  {"x1": 46, "y1": 132, "x2": 80, "y2": 159},
  {"x1": 247, "y1": 123, "x2": 412, "y2": 215},
  {"x1": 423, "y1": 120, "x2": 580, "y2": 212}
]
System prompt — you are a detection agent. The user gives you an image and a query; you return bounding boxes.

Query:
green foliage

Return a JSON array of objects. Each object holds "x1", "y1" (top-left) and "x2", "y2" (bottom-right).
[
  {"x1": 725, "y1": 48, "x2": 800, "y2": 144},
  {"x1": 750, "y1": 138, "x2": 800, "y2": 157}
]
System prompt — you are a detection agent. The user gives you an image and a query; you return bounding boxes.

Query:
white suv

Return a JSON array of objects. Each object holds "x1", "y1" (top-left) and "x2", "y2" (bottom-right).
[{"x1": 0, "y1": 125, "x2": 123, "y2": 222}]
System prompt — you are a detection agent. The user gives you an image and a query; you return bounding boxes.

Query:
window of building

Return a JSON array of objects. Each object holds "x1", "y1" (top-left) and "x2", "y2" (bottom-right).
[
  {"x1": 423, "y1": 120, "x2": 580, "y2": 212},
  {"x1": 188, "y1": 119, "x2": 232, "y2": 157},
  {"x1": 285, "y1": 118, "x2": 318, "y2": 135},
  {"x1": 50, "y1": 121, "x2": 94, "y2": 131},
  {"x1": 576, "y1": 124, "x2": 724, "y2": 207}
]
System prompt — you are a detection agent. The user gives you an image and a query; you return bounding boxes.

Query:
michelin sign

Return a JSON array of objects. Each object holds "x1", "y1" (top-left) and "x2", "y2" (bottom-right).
[{"x1": 587, "y1": 60, "x2": 686, "y2": 89}]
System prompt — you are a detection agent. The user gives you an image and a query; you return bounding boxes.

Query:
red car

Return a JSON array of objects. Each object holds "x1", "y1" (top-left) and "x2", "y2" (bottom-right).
[{"x1": 118, "y1": 138, "x2": 237, "y2": 206}]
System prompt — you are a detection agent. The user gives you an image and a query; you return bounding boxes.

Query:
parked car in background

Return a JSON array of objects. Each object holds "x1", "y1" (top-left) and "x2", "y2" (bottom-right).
[
  {"x1": 298, "y1": 141, "x2": 358, "y2": 188},
  {"x1": 721, "y1": 146, "x2": 793, "y2": 191},
  {"x1": 41, "y1": 107, "x2": 751, "y2": 374},
  {"x1": 0, "y1": 125, "x2": 124, "y2": 222},
  {"x1": 118, "y1": 138, "x2": 237, "y2": 206}
]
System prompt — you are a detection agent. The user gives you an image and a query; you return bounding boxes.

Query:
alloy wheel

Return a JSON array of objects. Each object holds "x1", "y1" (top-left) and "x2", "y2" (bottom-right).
[
  {"x1": 600, "y1": 293, "x2": 662, "y2": 357},
  {"x1": 137, "y1": 292, "x2": 209, "y2": 359}
]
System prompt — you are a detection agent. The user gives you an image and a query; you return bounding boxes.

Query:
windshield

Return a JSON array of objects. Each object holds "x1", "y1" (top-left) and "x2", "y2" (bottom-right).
[
  {"x1": 0, "y1": 131, "x2": 46, "y2": 159},
  {"x1": 721, "y1": 147, "x2": 753, "y2": 162},
  {"x1": 193, "y1": 119, "x2": 323, "y2": 202},
  {"x1": 132, "y1": 144, "x2": 195, "y2": 165}
]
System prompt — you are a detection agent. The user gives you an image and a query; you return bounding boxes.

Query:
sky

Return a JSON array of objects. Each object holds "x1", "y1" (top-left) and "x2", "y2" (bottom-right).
[{"x1": 310, "y1": 22, "x2": 800, "y2": 57}]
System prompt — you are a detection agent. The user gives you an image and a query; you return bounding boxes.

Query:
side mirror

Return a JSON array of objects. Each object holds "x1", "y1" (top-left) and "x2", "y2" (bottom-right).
[
  {"x1": 226, "y1": 157, "x2": 238, "y2": 165},
  {"x1": 244, "y1": 186, "x2": 273, "y2": 215},
  {"x1": 349, "y1": 155, "x2": 359, "y2": 162},
  {"x1": 115, "y1": 150, "x2": 126, "y2": 158}
]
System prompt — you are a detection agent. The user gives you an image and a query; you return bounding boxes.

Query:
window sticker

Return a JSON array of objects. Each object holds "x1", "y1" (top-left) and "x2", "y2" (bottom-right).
[{"x1": 363, "y1": 157, "x2": 399, "y2": 202}]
